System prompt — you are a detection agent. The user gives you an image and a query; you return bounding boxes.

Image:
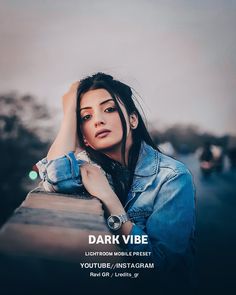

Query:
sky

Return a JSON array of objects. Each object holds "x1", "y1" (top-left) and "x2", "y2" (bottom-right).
[{"x1": 0, "y1": 0, "x2": 236, "y2": 136}]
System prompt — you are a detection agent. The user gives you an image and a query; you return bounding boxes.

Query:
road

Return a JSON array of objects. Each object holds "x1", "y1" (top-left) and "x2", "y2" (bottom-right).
[{"x1": 178, "y1": 153, "x2": 236, "y2": 294}]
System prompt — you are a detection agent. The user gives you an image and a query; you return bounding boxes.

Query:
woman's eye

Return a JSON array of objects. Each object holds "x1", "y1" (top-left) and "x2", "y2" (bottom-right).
[
  {"x1": 105, "y1": 107, "x2": 117, "y2": 113},
  {"x1": 81, "y1": 114, "x2": 91, "y2": 121}
]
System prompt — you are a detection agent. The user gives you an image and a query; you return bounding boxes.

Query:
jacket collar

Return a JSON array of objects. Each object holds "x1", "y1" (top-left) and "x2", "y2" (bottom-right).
[{"x1": 131, "y1": 141, "x2": 160, "y2": 192}]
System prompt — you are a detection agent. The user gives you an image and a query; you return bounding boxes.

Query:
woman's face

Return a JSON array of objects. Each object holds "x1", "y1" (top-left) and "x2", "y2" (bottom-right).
[{"x1": 79, "y1": 88, "x2": 133, "y2": 153}]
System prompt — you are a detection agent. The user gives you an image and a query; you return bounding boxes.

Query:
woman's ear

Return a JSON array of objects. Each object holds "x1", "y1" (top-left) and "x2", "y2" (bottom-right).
[{"x1": 129, "y1": 112, "x2": 138, "y2": 129}]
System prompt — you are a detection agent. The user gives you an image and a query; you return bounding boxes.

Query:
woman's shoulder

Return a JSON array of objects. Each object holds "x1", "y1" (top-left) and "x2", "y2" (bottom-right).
[
  {"x1": 138, "y1": 142, "x2": 191, "y2": 179},
  {"x1": 158, "y1": 152, "x2": 192, "y2": 177},
  {"x1": 156, "y1": 152, "x2": 195, "y2": 194}
]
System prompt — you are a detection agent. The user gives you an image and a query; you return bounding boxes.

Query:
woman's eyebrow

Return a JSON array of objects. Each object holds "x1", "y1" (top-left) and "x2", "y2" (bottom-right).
[{"x1": 80, "y1": 98, "x2": 114, "y2": 111}]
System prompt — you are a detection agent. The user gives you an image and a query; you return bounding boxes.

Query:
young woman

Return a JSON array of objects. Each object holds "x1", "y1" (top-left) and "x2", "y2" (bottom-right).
[{"x1": 36, "y1": 72, "x2": 196, "y2": 289}]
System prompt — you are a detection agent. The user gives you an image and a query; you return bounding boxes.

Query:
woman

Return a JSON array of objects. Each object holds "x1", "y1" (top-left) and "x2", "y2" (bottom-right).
[{"x1": 36, "y1": 72, "x2": 196, "y2": 290}]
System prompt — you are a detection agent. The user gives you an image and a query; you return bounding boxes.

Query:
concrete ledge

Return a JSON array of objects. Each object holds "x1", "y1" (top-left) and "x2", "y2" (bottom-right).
[{"x1": 0, "y1": 188, "x2": 121, "y2": 262}]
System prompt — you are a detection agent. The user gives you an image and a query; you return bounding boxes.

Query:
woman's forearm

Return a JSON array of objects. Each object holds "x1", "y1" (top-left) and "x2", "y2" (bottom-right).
[{"x1": 47, "y1": 110, "x2": 77, "y2": 160}]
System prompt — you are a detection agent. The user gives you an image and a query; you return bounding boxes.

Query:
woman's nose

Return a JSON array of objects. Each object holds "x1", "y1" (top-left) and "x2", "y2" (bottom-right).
[{"x1": 94, "y1": 112, "x2": 105, "y2": 127}]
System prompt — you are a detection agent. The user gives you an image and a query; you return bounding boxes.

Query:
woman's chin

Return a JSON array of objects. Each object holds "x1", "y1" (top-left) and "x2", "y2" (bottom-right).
[{"x1": 93, "y1": 141, "x2": 122, "y2": 152}]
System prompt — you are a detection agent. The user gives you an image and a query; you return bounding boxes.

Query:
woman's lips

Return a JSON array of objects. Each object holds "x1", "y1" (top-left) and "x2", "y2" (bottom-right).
[{"x1": 96, "y1": 131, "x2": 111, "y2": 138}]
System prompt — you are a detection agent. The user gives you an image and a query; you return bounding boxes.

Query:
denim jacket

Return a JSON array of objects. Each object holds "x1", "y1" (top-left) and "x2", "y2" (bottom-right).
[{"x1": 36, "y1": 141, "x2": 196, "y2": 278}]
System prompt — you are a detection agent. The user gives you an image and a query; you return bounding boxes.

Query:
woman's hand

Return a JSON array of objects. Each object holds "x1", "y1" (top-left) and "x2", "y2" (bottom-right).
[
  {"x1": 80, "y1": 164, "x2": 124, "y2": 212},
  {"x1": 62, "y1": 81, "x2": 80, "y2": 114},
  {"x1": 80, "y1": 164, "x2": 114, "y2": 200},
  {"x1": 47, "y1": 81, "x2": 80, "y2": 160},
  {"x1": 80, "y1": 163, "x2": 133, "y2": 235}
]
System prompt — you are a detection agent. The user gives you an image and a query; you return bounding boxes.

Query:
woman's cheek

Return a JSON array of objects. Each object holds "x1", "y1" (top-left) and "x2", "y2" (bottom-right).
[{"x1": 82, "y1": 124, "x2": 90, "y2": 138}]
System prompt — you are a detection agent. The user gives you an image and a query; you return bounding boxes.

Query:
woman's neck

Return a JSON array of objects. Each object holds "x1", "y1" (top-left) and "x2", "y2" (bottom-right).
[{"x1": 104, "y1": 139, "x2": 133, "y2": 167}]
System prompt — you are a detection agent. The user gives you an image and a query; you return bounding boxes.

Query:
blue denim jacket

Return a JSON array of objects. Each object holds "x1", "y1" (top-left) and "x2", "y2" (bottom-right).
[{"x1": 36, "y1": 141, "x2": 196, "y2": 278}]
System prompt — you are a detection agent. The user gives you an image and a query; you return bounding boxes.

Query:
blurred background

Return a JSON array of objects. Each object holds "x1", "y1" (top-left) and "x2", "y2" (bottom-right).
[{"x1": 0, "y1": 0, "x2": 236, "y2": 293}]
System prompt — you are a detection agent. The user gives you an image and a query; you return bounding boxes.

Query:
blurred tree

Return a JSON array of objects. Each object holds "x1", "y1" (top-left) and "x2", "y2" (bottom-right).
[
  {"x1": 0, "y1": 94, "x2": 51, "y2": 225},
  {"x1": 150, "y1": 124, "x2": 229, "y2": 154}
]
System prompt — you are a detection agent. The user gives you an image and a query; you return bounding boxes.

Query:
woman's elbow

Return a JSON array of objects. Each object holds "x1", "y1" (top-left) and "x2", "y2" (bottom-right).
[{"x1": 41, "y1": 179, "x2": 83, "y2": 194}]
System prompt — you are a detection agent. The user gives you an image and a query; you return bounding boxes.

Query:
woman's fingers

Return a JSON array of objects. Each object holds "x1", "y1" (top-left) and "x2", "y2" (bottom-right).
[
  {"x1": 80, "y1": 164, "x2": 112, "y2": 199},
  {"x1": 80, "y1": 164, "x2": 94, "y2": 182},
  {"x1": 70, "y1": 81, "x2": 80, "y2": 89},
  {"x1": 80, "y1": 164, "x2": 89, "y2": 179},
  {"x1": 80, "y1": 164, "x2": 100, "y2": 179},
  {"x1": 62, "y1": 81, "x2": 80, "y2": 114}
]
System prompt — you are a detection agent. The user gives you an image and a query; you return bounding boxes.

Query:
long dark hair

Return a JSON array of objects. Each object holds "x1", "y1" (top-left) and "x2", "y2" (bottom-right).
[{"x1": 76, "y1": 72, "x2": 159, "y2": 205}]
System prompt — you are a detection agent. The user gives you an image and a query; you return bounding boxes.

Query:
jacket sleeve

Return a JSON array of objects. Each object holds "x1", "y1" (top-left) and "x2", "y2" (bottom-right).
[
  {"x1": 36, "y1": 152, "x2": 84, "y2": 194},
  {"x1": 126, "y1": 170, "x2": 196, "y2": 272}
]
